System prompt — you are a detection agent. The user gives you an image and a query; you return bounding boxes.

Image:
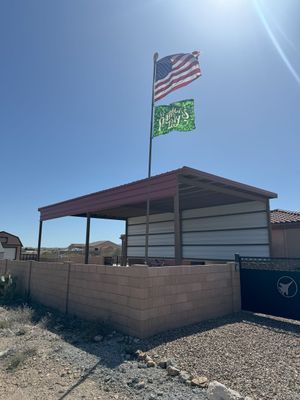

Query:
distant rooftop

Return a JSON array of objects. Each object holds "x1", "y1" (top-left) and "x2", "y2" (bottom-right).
[
  {"x1": 271, "y1": 209, "x2": 300, "y2": 224},
  {"x1": 68, "y1": 241, "x2": 120, "y2": 248}
]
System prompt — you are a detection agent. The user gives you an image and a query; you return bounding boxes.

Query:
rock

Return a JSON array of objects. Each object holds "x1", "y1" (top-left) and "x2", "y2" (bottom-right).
[
  {"x1": 137, "y1": 350, "x2": 147, "y2": 361},
  {"x1": 191, "y1": 376, "x2": 209, "y2": 388},
  {"x1": 166, "y1": 365, "x2": 180, "y2": 376},
  {"x1": 179, "y1": 370, "x2": 190, "y2": 383},
  {"x1": 158, "y1": 359, "x2": 168, "y2": 369},
  {"x1": 127, "y1": 377, "x2": 139, "y2": 387},
  {"x1": 0, "y1": 349, "x2": 11, "y2": 358},
  {"x1": 93, "y1": 335, "x2": 103, "y2": 342},
  {"x1": 145, "y1": 355, "x2": 152, "y2": 362},
  {"x1": 135, "y1": 380, "x2": 145, "y2": 390},
  {"x1": 147, "y1": 360, "x2": 156, "y2": 368},
  {"x1": 138, "y1": 362, "x2": 147, "y2": 369},
  {"x1": 208, "y1": 381, "x2": 245, "y2": 400},
  {"x1": 166, "y1": 358, "x2": 173, "y2": 365}
]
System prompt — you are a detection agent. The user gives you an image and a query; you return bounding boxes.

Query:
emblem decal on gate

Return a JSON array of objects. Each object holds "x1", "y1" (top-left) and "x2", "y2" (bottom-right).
[{"x1": 277, "y1": 276, "x2": 298, "y2": 298}]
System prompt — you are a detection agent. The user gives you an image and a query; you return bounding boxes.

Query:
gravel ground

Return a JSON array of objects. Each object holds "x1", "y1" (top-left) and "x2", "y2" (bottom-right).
[
  {"x1": 0, "y1": 303, "x2": 299, "y2": 400},
  {"x1": 142, "y1": 312, "x2": 300, "y2": 400}
]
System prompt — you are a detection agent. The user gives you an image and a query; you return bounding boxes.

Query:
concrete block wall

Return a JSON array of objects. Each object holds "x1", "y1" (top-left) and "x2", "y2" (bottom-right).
[
  {"x1": 0, "y1": 260, "x2": 241, "y2": 338},
  {"x1": 139, "y1": 263, "x2": 241, "y2": 337}
]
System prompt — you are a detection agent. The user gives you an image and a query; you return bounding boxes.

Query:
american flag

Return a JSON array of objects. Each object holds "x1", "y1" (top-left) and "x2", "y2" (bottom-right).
[{"x1": 154, "y1": 51, "x2": 201, "y2": 102}]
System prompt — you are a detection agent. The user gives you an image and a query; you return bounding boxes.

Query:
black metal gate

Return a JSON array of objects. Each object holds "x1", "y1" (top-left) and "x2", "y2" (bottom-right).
[{"x1": 237, "y1": 255, "x2": 300, "y2": 320}]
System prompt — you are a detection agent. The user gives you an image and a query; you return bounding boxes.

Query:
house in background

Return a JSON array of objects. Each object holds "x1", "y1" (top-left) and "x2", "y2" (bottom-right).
[
  {"x1": 68, "y1": 240, "x2": 121, "y2": 256},
  {"x1": 0, "y1": 231, "x2": 23, "y2": 260},
  {"x1": 0, "y1": 242, "x2": 4, "y2": 259},
  {"x1": 271, "y1": 209, "x2": 300, "y2": 258}
]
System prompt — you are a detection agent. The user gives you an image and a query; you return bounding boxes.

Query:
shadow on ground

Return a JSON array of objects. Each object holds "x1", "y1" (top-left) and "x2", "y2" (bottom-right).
[
  {"x1": 1, "y1": 299, "x2": 299, "y2": 399},
  {"x1": 3, "y1": 298, "x2": 300, "y2": 359}
]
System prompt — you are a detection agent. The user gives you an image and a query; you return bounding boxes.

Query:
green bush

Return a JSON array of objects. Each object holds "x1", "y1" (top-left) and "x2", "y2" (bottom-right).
[{"x1": 0, "y1": 274, "x2": 17, "y2": 302}]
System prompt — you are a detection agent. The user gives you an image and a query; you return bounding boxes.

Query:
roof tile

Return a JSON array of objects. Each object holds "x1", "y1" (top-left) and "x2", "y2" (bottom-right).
[{"x1": 271, "y1": 209, "x2": 300, "y2": 224}]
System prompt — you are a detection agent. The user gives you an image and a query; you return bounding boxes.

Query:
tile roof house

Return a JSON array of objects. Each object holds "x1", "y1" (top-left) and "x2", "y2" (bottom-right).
[
  {"x1": 270, "y1": 209, "x2": 300, "y2": 258},
  {"x1": 271, "y1": 209, "x2": 300, "y2": 224}
]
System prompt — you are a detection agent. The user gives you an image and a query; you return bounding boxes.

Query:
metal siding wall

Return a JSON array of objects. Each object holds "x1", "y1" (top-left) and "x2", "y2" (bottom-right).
[
  {"x1": 127, "y1": 213, "x2": 175, "y2": 258},
  {"x1": 182, "y1": 212, "x2": 268, "y2": 232},
  {"x1": 182, "y1": 229, "x2": 269, "y2": 245},
  {"x1": 127, "y1": 201, "x2": 270, "y2": 260},
  {"x1": 127, "y1": 234, "x2": 174, "y2": 246},
  {"x1": 182, "y1": 201, "x2": 266, "y2": 218},
  {"x1": 182, "y1": 245, "x2": 270, "y2": 259},
  {"x1": 127, "y1": 246, "x2": 175, "y2": 258},
  {"x1": 128, "y1": 213, "x2": 174, "y2": 225},
  {"x1": 127, "y1": 221, "x2": 174, "y2": 235},
  {"x1": 182, "y1": 201, "x2": 270, "y2": 260}
]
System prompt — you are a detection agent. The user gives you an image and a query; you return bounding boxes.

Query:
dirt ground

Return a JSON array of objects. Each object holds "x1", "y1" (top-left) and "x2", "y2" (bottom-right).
[
  {"x1": 0, "y1": 304, "x2": 208, "y2": 400},
  {"x1": 0, "y1": 306, "x2": 120, "y2": 400}
]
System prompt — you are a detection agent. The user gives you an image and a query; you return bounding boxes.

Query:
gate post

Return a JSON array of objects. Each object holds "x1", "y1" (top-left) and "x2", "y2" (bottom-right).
[{"x1": 234, "y1": 253, "x2": 241, "y2": 271}]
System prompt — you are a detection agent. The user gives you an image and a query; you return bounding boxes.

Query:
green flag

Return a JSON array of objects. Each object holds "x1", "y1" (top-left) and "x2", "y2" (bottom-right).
[{"x1": 153, "y1": 99, "x2": 195, "y2": 138}]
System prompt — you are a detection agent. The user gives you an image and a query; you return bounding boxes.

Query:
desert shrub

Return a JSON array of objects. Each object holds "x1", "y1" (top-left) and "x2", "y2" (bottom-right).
[
  {"x1": 6, "y1": 348, "x2": 37, "y2": 371},
  {"x1": 0, "y1": 274, "x2": 17, "y2": 302},
  {"x1": 0, "y1": 306, "x2": 33, "y2": 331}
]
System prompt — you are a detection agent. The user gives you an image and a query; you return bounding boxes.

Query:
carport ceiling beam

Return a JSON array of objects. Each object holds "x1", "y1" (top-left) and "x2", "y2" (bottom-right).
[{"x1": 178, "y1": 176, "x2": 265, "y2": 202}]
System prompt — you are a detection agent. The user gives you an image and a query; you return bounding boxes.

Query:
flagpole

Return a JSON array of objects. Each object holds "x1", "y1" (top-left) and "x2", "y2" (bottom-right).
[{"x1": 145, "y1": 52, "x2": 159, "y2": 264}]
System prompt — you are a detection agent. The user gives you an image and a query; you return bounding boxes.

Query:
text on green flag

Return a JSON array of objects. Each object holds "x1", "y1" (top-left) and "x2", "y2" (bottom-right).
[{"x1": 153, "y1": 99, "x2": 195, "y2": 138}]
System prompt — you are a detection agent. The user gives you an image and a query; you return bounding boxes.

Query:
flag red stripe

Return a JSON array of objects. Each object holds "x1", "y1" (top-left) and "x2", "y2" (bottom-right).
[
  {"x1": 155, "y1": 67, "x2": 201, "y2": 97},
  {"x1": 154, "y1": 72, "x2": 201, "y2": 101},
  {"x1": 172, "y1": 54, "x2": 193, "y2": 70}
]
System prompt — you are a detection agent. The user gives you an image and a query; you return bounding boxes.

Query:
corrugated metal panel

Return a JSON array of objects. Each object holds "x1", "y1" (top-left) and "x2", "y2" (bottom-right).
[
  {"x1": 128, "y1": 220, "x2": 174, "y2": 235},
  {"x1": 182, "y1": 229, "x2": 269, "y2": 245},
  {"x1": 182, "y1": 212, "x2": 268, "y2": 232},
  {"x1": 182, "y1": 245, "x2": 270, "y2": 259},
  {"x1": 127, "y1": 234, "x2": 175, "y2": 246},
  {"x1": 127, "y1": 247, "x2": 145, "y2": 257},
  {"x1": 127, "y1": 224, "x2": 146, "y2": 235},
  {"x1": 128, "y1": 246, "x2": 175, "y2": 258},
  {"x1": 126, "y1": 202, "x2": 270, "y2": 260},
  {"x1": 128, "y1": 213, "x2": 174, "y2": 225},
  {"x1": 40, "y1": 172, "x2": 178, "y2": 221},
  {"x1": 182, "y1": 201, "x2": 266, "y2": 219},
  {"x1": 127, "y1": 212, "x2": 175, "y2": 258}
]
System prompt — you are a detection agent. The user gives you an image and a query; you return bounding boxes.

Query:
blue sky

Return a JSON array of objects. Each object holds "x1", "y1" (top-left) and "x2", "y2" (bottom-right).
[{"x1": 1, "y1": 0, "x2": 300, "y2": 247}]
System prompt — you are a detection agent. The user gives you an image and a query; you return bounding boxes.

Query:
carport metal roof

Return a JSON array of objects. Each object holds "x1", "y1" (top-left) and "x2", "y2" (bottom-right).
[{"x1": 38, "y1": 166, "x2": 277, "y2": 221}]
